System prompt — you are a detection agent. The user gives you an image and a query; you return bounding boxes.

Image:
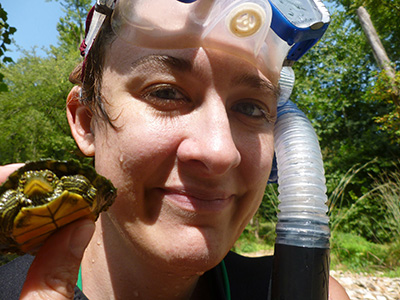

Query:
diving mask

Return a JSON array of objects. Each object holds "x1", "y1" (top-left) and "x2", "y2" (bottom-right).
[{"x1": 84, "y1": 0, "x2": 329, "y2": 80}]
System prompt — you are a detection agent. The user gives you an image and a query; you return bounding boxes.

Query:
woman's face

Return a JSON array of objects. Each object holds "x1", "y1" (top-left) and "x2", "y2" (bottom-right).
[{"x1": 88, "y1": 39, "x2": 277, "y2": 272}]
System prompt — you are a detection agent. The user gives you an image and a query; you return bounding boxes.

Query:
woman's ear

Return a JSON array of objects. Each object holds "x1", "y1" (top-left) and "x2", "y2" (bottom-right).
[{"x1": 66, "y1": 86, "x2": 95, "y2": 156}]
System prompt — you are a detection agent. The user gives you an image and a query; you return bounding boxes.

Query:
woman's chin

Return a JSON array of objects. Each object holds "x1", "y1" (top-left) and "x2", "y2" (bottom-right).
[{"x1": 140, "y1": 226, "x2": 231, "y2": 273}]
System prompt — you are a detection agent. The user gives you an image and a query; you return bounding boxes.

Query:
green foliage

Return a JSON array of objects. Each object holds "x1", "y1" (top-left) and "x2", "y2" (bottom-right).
[
  {"x1": 0, "y1": 3, "x2": 17, "y2": 91},
  {"x1": 46, "y1": 0, "x2": 92, "y2": 51},
  {"x1": 292, "y1": 7, "x2": 400, "y2": 208},
  {"x1": 331, "y1": 231, "x2": 400, "y2": 275},
  {"x1": 331, "y1": 231, "x2": 386, "y2": 272},
  {"x1": 370, "y1": 165, "x2": 400, "y2": 241},
  {"x1": 0, "y1": 0, "x2": 91, "y2": 265},
  {"x1": 233, "y1": 222, "x2": 275, "y2": 254},
  {"x1": 0, "y1": 47, "x2": 81, "y2": 164},
  {"x1": 0, "y1": 253, "x2": 19, "y2": 266},
  {"x1": 335, "y1": 0, "x2": 400, "y2": 66},
  {"x1": 332, "y1": 0, "x2": 400, "y2": 149},
  {"x1": 328, "y1": 165, "x2": 400, "y2": 274},
  {"x1": 260, "y1": 184, "x2": 279, "y2": 223},
  {"x1": 329, "y1": 160, "x2": 400, "y2": 244},
  {"x1": 365, "y1": 70, "x2": 400, "y2": 145},
  {"x1": 0, "y1": 0, "x2": 92, "y2": 165}
]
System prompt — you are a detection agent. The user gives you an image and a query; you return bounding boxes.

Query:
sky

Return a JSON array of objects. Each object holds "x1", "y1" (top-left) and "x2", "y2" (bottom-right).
[{"x1": 2, "y1": 0, "x2": 64, "y2": 61}]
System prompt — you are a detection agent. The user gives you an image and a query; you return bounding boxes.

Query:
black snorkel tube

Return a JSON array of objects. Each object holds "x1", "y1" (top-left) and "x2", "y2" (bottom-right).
[{"x1": 268, "y1": 68, "x2": 330, "y2": 300}]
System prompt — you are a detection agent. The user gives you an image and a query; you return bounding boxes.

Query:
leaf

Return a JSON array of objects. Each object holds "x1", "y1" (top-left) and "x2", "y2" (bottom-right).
[
  {"x1": 0, "y1": 81, "x2": 8, "y2": 92},
  {"x1": 2, "y1": 56, "x2": 13, "y2": 63},
  {"x1": 8, "y1": 27, "x2": 16, "y2": 35}
]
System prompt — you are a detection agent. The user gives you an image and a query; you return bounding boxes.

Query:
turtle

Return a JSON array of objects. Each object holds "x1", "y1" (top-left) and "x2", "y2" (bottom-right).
[{"x1": 0, "y1": 159, "x2": 116, "y2": 255}]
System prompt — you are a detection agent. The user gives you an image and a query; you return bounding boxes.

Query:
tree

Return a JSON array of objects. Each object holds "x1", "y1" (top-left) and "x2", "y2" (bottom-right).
[
  {"x1": 292, "y1": 6, "x2": 399, "y2": 204},
  {"x1": 47, "y1": 0, "x2": 92, "y2": 51},
  {"x1": 335, "y1": 0, "x2": 400, "y2": 145},
  {"x1": 279, "y1": 2, "x2": 400, "y2": 242},
  {"x1": 336, "y1": 0, "x2": 400, "y2": 66},
  {"x1": 0, "y1": 0, "x2": 92, "y2": 164},
  {"x1": 0, "y1": 0, "x2": 90, "y2": 265},
  {"x1": 0, "y1": 47, "x2": 80, "y2": 164},
  {"x1": 0, "y1": 3, "x2": 17, "y2": 91}
]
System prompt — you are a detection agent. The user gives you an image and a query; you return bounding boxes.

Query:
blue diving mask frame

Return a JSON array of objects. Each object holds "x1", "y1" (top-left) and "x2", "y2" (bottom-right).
[{"x1": 84, "y1": 0, "x2": 329, "y2": 81}]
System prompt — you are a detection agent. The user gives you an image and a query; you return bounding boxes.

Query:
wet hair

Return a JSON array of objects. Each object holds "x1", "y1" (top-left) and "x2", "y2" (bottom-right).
[{"x1": 69, "y1": 15, "x2": 117, "y2": 127}]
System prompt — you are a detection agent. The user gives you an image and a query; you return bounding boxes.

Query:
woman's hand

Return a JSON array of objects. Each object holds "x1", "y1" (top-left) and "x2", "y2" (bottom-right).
[
  {"x1": 0, "y1": 164, "x2": 95, "y2": 300},
  {"x1": 20, "y1": 218, "x2": 94, "y2": 299},
  {"x1": 0, "y1": 163, "x2": 24, "y2": 182},
  {"x1": 329, "y1": 276, "x2": 351, "y2": 300}
]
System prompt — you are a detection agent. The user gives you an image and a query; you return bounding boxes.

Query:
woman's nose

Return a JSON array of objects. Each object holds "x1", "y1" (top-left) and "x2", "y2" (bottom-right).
[{"x1": 177, "y1": 100, "x2": 241, "y2": 176}]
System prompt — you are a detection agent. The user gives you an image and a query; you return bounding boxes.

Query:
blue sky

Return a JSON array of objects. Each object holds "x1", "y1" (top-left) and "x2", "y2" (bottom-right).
[{"x1": 2, "y1": 0, "x2": 64, "y2": 61}]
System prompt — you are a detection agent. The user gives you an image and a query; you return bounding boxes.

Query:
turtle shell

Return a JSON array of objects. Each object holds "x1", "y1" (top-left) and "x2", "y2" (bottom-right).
[{"x1": 0, "y1": 159, "x2": 116, "y2": 254}]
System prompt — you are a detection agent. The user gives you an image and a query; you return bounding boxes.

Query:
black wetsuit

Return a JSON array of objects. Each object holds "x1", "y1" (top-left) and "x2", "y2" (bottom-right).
[{"x1": 0, "y1": 251, "x2": 273, "y2": 300}]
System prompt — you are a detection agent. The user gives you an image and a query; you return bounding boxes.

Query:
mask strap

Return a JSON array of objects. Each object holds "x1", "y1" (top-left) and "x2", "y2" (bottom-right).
[{"x1": 80, "y1": 0, "x2": 115, "y2": 81}]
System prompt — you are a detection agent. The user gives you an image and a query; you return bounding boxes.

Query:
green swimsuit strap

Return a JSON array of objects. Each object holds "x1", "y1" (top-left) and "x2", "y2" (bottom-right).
[
  {"x1": 77, "y1": 265, "x2": 83, "y2": 290},
  {"x1": 220, "y1": 259, "x2": 232, "y2": 300}
]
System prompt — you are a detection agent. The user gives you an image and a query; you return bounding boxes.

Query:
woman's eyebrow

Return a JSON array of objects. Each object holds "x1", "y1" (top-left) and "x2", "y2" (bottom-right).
[
  {"x1": 130, "y1": 54, "x2": 280, "y2": 97},
  {"x1": 131, "y1": 55, "x2": 193, "y2": 72},
  {"x1": 232, "y1": 74, "x2": 280, "y2": 97}
]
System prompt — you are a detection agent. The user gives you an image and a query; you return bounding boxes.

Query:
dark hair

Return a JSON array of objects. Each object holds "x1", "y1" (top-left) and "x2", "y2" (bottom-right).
[{"x1": 69, "y1": 15, "x2": 117, "y2": 128}]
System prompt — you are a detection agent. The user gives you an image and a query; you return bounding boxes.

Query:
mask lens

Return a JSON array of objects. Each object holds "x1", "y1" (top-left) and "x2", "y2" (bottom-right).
[{"x1": 270, "y1": 0, "x2": 323, "y2": 28}]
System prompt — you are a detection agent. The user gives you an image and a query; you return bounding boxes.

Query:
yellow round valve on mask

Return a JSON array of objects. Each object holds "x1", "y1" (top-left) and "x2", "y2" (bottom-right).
[{"x1": 228, "y1": 3, "x2": 265, "y2": 37}]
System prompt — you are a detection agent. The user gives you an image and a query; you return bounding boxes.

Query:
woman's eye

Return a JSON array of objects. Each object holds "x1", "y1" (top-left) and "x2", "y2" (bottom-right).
[
  {"x1": 146, "y1": 85, "x2": 187, "y2": 101},
  {"x1": 140, "y1": 84, "x2": 192, "y2": 112},
  {"x1": 232, "y1": 102, "x2": 266, "y2": 118}
]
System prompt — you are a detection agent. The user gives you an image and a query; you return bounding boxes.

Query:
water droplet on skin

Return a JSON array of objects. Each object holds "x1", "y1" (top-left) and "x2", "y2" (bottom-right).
[{"x1": 196, "y1": 271, "x2": 205, "y2": 276}]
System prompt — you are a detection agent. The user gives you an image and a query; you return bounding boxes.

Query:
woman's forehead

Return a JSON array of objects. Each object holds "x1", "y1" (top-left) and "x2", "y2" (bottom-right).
[{"x1": 105, "y1": 39, "x2": 280, "y2": 86}]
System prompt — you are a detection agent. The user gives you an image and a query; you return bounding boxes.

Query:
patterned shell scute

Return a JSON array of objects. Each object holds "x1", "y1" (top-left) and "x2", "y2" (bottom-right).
[{"x1": 0, "y1": 159, "x2": 116, "y2": 254}]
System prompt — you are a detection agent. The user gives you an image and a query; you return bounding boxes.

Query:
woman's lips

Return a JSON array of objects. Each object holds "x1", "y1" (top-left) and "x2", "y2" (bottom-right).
[{"x1": 158, "y1": 188, "x2": 235, "y2": 213}]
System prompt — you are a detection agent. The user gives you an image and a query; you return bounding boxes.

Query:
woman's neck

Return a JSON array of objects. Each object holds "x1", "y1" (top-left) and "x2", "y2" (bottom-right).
[{"x1": 80, "y1": 215, "x2": 204, "y2": 300}]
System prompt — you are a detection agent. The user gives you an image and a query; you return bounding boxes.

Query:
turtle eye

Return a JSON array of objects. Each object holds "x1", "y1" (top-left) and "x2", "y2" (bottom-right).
[{"x1": 46, "y1": 172, "x2": 54, "y2": 182}]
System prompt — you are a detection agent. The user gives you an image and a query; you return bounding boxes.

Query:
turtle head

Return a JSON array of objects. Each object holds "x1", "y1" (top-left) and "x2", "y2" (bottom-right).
[{"x1": 19, "y1": 170, "x2": 59, "y2": 198}]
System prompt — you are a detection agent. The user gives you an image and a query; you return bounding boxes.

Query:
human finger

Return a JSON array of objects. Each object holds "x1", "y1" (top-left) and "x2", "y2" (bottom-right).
[
  {"x1": 20, "y1": 218, "x2": 95, "y2": 300},
  {"x1": 0, "y1": 163, "x2": 25, "y2": 183},
  {"x1": 329, "y1": 275, "x2": 350, "y2": 300}
]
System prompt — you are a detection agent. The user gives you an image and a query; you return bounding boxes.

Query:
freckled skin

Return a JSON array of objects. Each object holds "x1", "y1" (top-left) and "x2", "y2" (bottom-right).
[{"x1": 71, "y1": 43, "x2": 277, "y2": 299}]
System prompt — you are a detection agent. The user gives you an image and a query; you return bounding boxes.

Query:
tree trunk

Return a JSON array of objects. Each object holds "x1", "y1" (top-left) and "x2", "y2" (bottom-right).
[
  {"x1": 356, "y1": 6, "x2": 399, "y2": 106},
  {"x1": 249, "y1": 217, "x2": 260, "y2": 239}
]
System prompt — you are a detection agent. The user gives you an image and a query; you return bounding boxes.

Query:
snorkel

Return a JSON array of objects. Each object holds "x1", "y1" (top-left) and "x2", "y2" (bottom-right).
[
  {"x1": 81, "y1": 1, "x2": 331, "y2": 299},
  {"x1": 270, "y1": 71, "x2": 331, "y2": 300}
]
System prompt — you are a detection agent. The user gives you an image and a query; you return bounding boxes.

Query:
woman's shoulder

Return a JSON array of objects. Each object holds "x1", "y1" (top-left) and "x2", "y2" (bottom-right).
[
  {"x1": 224, "y1": 251, "x2": 274, "y2": 274},
  {"x1": 223, "y1": 251, "x2": 273, "y2": 299},
  {"x1": 0, "y1": 255, "x2": 34, "y2": 300},
  {"x1": 0, "y1": 255, "x2": 88, "y2": 300}
]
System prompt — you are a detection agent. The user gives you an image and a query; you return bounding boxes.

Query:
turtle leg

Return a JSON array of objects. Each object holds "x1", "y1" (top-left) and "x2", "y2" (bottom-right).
[
  {"x1": 0, "y1": 190, "x2": 23, "y2": 252},
  {"x1": 60, "y1": 175, "x2": 96, "y2": 205}
]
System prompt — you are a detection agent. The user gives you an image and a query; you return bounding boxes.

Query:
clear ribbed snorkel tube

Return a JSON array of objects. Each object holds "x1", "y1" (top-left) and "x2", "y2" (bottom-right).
[
  {"x1": 268, "y1": 67, "x2": 331, "y2": 300},
  {"x1": 81, "y1": 1, "x2": 331, "y2": 299}
]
